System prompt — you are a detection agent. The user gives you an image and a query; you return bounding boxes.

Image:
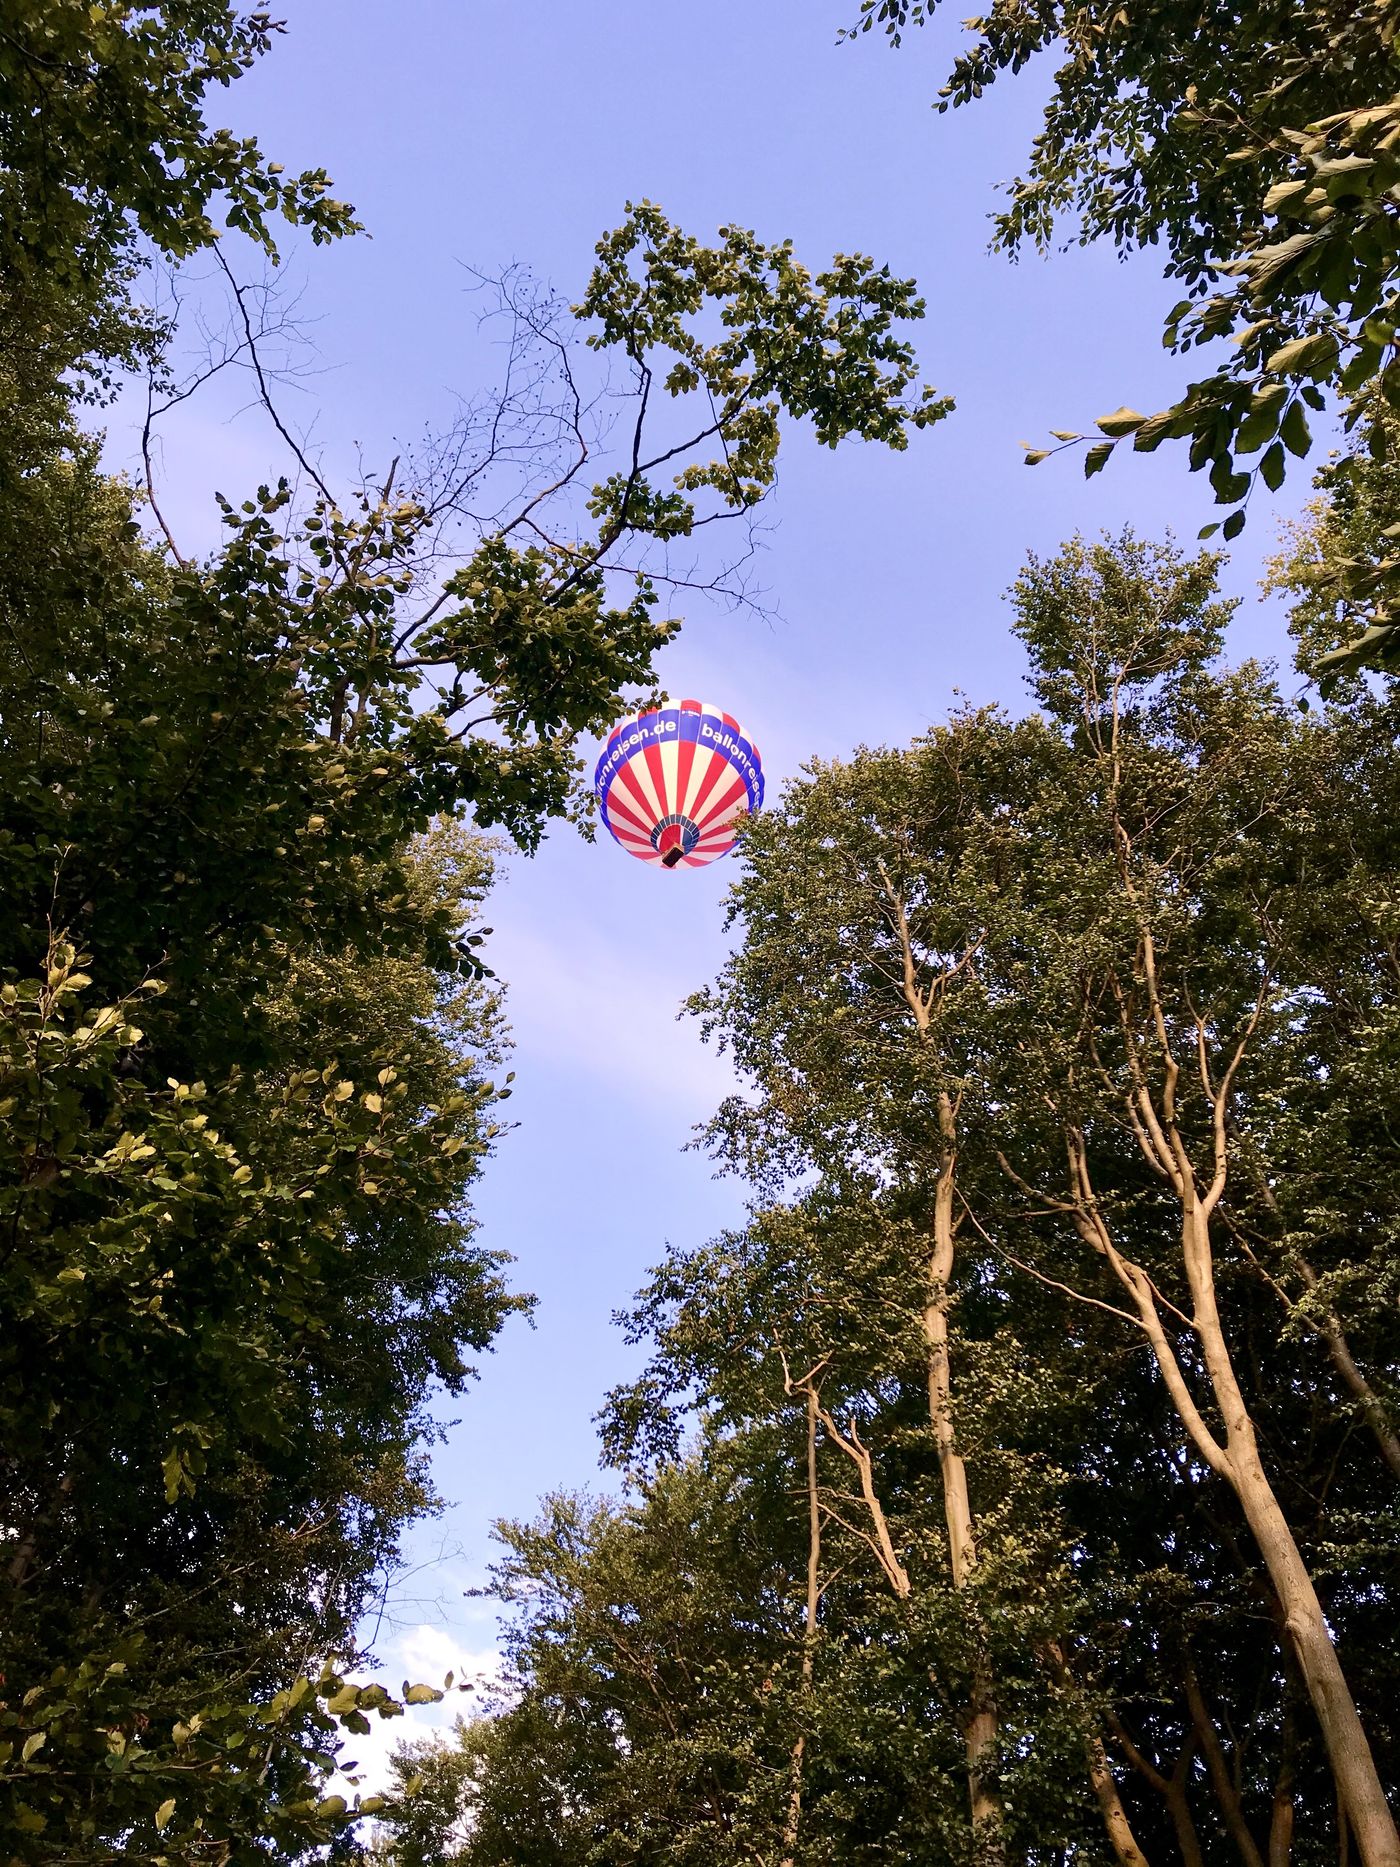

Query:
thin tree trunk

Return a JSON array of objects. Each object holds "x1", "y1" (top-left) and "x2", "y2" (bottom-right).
[
  {"x1": 1110, "y1": 1714, "x2": 1205, "y2": 1867},
  {"x1": 927, "y1": 1090, "x2": 1002, "y2": 1855},
  {"x1": 1269, "y1": 1699, "x2": 1297, "y2": 1867},
  {"x1": 781, "y1": 1384, "x2": 821, "y2": 1867},
  {"x1": 1243, "y1": 1171, "x2": 1400, "y2": 1489},
  {"x1": 7, "y1": 1530, "x2": 37, "y2": 1589},
  {"x1": 1085, "y1": 1731, "x2": 1154, "y2": 1867},
  {"x1": 879, "y1": 875, "x2": 1005, "y2": 1858},
  {"x1": 1067, "y1": 911, "x2": 1400, "y2": 1867},
  {"x1": 807, "y1": 1389, "x2": 911, "y2": 1599},
  {"x1": 1046, "y1": 1642, "x2": 1153, "y2": 1867},
  {"x1": 6, "y1": 1473, "x2": 72, "y2": 1590},
  {"x1": 1183, "y1": 1662, "x2": 1265, "y2": 1867},
  {"x1": 1296, "y1": 1259, "x2": 1400, "y2": 1484},
  {"x1": 1164, "y1": 1745, "x2": 1208, "y2": 1867}
]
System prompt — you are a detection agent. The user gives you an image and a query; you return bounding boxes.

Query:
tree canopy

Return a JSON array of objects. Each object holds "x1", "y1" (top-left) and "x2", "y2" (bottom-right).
[
  {"x1": 9, "y1": 2, "x2": 1400, "y2": 1863},
  {"x1": 846, "y1": 0, "x2": 1400, "y2": 673},
  {"x1": 0, "y1": 4, "x2": 947, "y2": 1859},
  {"x1": 373, "y1": 531, "x2": 1400, "y2": 1865}
]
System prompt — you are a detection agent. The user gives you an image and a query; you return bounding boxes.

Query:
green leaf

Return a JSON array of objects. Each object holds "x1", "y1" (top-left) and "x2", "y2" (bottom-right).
[
  {"x1": 1315, "y1": 153, "x2": 1376, "y2": 186},
  {"x1": 402, "y1": 1683, "x2": 444, "y2": 1705},
  {"x1": 161, "y1": 1447, "x2": 185, "y2": 1504},
  {"x1": 1131, "y1": 411, "x2": 1174, "y2": 452},
  {"x1": 1260, "y1": 441, "x2": 1286, "y2": 491},
  {"x1": 1280, "y1": 400, "x2": 1312, "y2": 456},
  {"x1": 1210, "y1": 461, "x2": 1251, "y2": 504},
  {"x1": 1318, "y1": 623, "x2": 1400, "y2": 670},
  {"x1": 1084, "y1": 441, "x2": 1114, "y2": 478},
  {"x1": 1222, "y1": 509, "x2": 1247, "y2": 540},
  {"x1": 1262, "y1": 178, "x2": 1311, "y2": 216},
  {"x1": 154, "y1": 1799, "x2": 176, "y2": 1832},
  {"x1": 1234, "y1": 405, "x2": 1281, "y2": 454},
  {"x1": 1094, "y1": 407, "x2": 1146, "y2": 437},
  {"x1": 21, "y1": 1733, "x2": 46, "y2": 1763},
  {"x1": 1264, "y1": 332, "x2": 1338, "y2": 377}
]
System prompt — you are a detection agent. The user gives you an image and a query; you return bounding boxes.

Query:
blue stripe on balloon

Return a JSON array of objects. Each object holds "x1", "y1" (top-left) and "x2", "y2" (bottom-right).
[{"x1": 594, "y1": 702, "x2": 764, "y2": 861}]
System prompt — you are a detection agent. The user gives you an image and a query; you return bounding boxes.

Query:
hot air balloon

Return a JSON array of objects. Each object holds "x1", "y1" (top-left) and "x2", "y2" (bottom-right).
[{"x1": 595, "y1": 699, "x2": 764, "y2": 869}]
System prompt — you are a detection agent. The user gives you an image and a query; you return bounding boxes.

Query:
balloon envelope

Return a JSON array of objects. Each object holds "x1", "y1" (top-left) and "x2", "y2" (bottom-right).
[{"x1": 595, "y1": 700, "x2": 764, "y2": 870}]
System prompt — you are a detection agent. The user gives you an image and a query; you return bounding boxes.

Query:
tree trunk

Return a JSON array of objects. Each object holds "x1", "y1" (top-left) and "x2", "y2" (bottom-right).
[
  {"x1": 1232, "y1": 1430, "x2": 1395, "y2": 1861},
  {"x1": 1110, "y1": 1713, "x2": 1205, "y2": 1867},
  {"x1": 1181, "y1": 1200, "x2": 1400, "y2": 1867},
  {"x1": 1183, "y1": 1662, "x2": 1265, "y2": 1867},
  {"x1": 781, "y1": 1384, "x2": 821, "y2": 1867},
  {"x1": 1047, "y1": 1643, "x2": 1154, "y2": 1867},
  {"x1": 1295, "y1": 1259, "x2": 1400, "y2": 1484},
  {"x1": 883, "y1": 892, "x2": 1004, "y2": 1853},
  {"x1": 7, "y1": 1529, "x2": 37, "y2": 1589},
  {"x1": 1085, "y1": 1731, "x2": 1154, "y2": 1867},
  {"x1": 1269, "y1": 1698, "x2": 1296, "y2": 1867},
  {"x1": 1165, "y1": 1757, "x2": 1208, "y2": 1867},
  {"x1": 926, "y1": 1092, "x2": 1003, "y2": 1856},
  {"x1": 1243, "y1": 1176, "x2": 1400, "y2": 1489}
]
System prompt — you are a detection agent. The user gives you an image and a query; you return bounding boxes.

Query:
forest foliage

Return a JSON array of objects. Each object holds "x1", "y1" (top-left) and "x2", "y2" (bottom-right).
[
  {"x1": 376, "y1": 527, "x2": 1400, "y2": 1866},
  {"x1": 0, "y1": 4, "x2": 941, "y2": 1861},
  {"x1": 852, "y1": 0, "x2": 1400, "y2": 675},
  {"x1": 4, "y1": 3, "x2": 1400, "y2": 1865}
]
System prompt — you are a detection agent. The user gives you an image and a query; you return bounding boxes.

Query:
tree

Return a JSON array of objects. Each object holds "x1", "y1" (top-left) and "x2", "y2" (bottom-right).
[
  {"x1": 0, "y1": 0, "x2": 357, "y2": 406},
  {"x1": 370, "y1": 1398, "x2": 1090, "y2": 1867},
  {"x1": 605, "y1": 1194, "x2": 1106, "y2": 1866},
  {"x1": 374, "y1": 530, "x2": 1400, "y2": 1864},
  {"x1": 991, "y1": 535, "x2": 1400, "y2": 1861},
  {"x1": 844, "y1": 0, "x2": 1400, "y2": 670},
  {"x1": 1, "y1": 5, "x2": 952, "y2": 1854},
  {"x1": 1266, "y1": 400, "x2": 1400, "y2": 682},
  {"x1": 372, "y1": 1452, "x2": 815, "y2": 1867},
  {"x1": 672, "y1": 532, "x2": 1400, "y2": 1860},
  {"x1": 0, "y1": 814, "x2": 519, "y2": 1861}
]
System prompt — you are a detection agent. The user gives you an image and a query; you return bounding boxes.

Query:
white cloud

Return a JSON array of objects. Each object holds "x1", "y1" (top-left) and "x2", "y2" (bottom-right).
[
  {"x1": 396, "y1": 1625, "x2": 502, "y2": 1700},
  {"x1": 493, "y1": 919, "x2": 740, "y2": 1119}
]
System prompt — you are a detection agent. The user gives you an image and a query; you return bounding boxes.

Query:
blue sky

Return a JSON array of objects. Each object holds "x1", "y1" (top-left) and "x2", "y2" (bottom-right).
[{"x1": 105, "y1": 0, "x2": 1321, "y2": 1771}]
